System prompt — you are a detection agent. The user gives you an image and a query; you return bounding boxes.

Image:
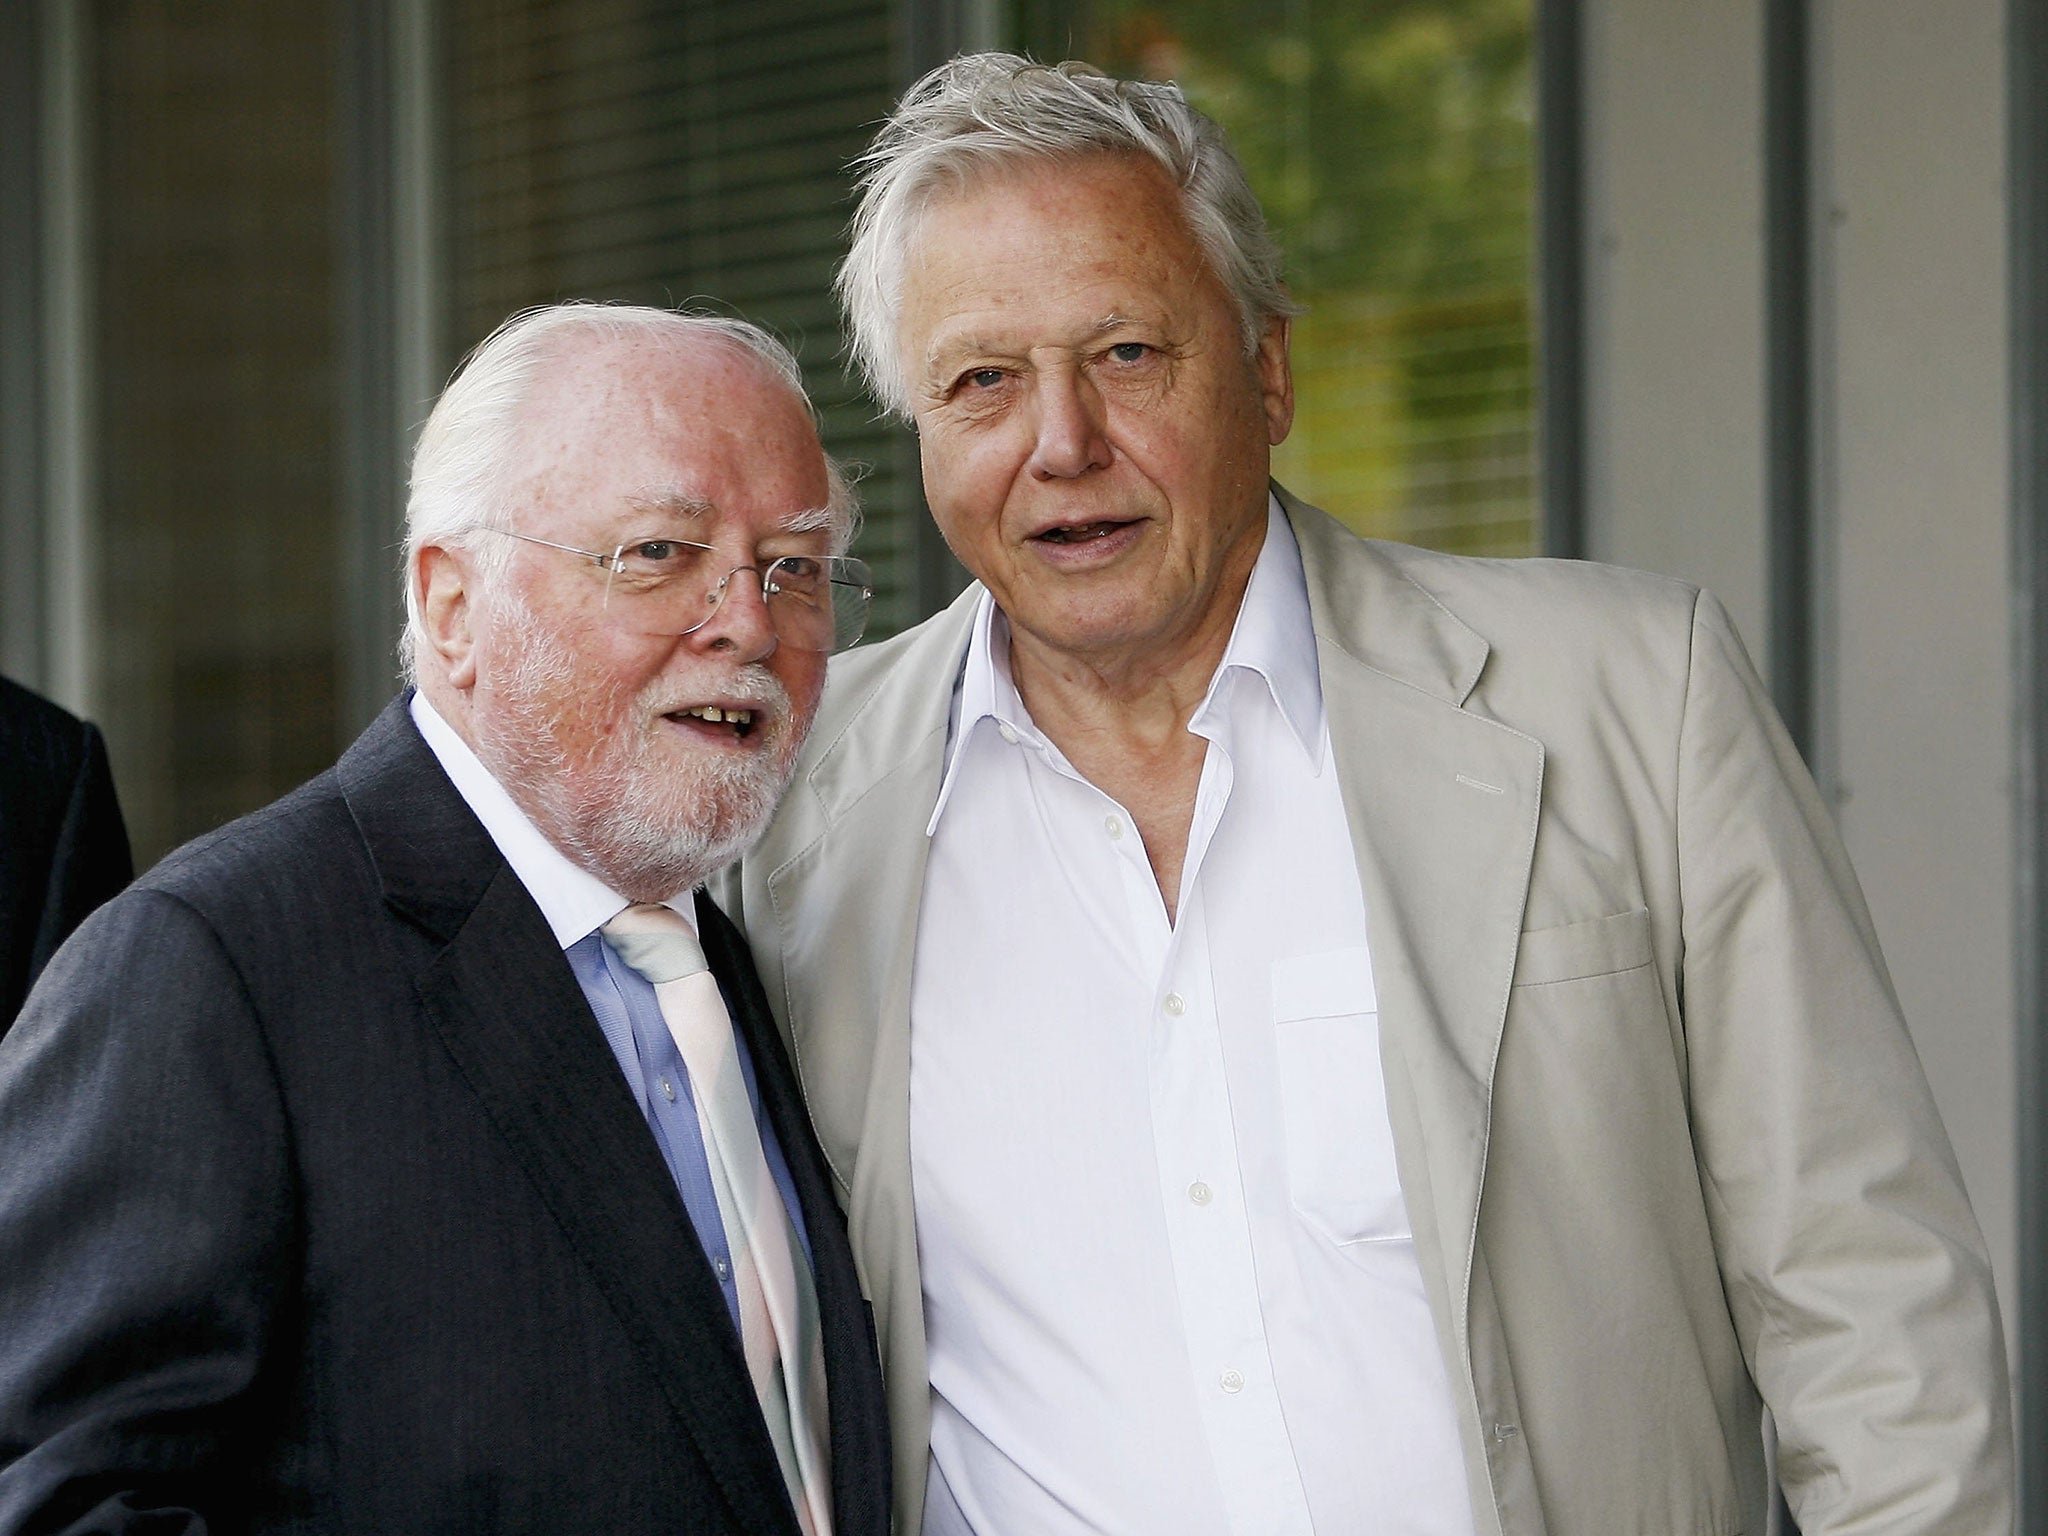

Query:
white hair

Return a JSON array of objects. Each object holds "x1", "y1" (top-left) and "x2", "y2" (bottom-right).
[
  {"x1": 401, "y1": 302, "x2": 859, "y2": 680},
  {"x1": 837, "y1": 52, "x2": 1303, "y2": 419}
]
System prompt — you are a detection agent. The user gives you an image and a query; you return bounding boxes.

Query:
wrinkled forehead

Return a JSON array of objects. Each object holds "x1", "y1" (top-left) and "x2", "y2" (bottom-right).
[
  {"x1": 901, "y1": 156, "x2": 1210, "y2": 313},
  {"x1": 520, "y1": 331, "x2": 797, "y2": 439},
  {"x1": 896, "y1": 153, "x2": 1220, "y2": 350},
  {"x1": 901, "y1": 149, "x2": 1193, "y2": 271},
  {"x1": 510, "y1": 338, "x2": 830, "y2": 535}
]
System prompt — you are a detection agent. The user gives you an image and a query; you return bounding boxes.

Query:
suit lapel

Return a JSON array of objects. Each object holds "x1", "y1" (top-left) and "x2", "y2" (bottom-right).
[
  {"x1": 762, "y1": 591, "x2": 972, "y2": 1222},
  {"x1": 340, "y1": 698, "x2": 802, "y2": 1535},
  {"x1": 756, "y1": 596, "x2": 975, "y2": 1530},
  {"x1": 697, "y1": 892, "x2": 892, "y2": 1536},
  {"x1": 1287, "y1": 497, "x2": 1542, "y2": 1357}
]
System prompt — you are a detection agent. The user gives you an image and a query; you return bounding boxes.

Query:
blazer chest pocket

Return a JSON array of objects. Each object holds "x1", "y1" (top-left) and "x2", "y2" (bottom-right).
[
  {"x1": 1511, "y1": 907, "x2": 1654, "y2": 988},
  {"x1": 1272, "y1": 947, "x2": 1411, "y2": 1246}
]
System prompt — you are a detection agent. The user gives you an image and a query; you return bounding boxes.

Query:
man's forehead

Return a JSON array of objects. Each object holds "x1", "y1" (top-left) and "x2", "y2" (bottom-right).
[
  {"x1": 514, "y1": 350, "x2": 832, "y2": 534},
  {"x1": 531, "y1": 332, "x2": 796, "y2": 434},
  {"x1": 902, "y1": 162, "x2": 1212, "y2": 355}
]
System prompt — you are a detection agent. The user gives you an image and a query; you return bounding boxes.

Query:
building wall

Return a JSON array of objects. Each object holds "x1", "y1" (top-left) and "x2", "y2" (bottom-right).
[
  {"x1": 1816, "y1": 0, "x2": 2015, "y2": 1358},
  {"x1": 1582, "y1": 0, "x2": 1769, "y2": 654},
  {"x1": 1583, "y1": 0, "x2": 2019, "y2": 1361}
]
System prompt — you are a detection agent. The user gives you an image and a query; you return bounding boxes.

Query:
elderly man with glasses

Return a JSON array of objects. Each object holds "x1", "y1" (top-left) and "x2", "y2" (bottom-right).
[
  {"x1": 0, "y1": 304, "x2": 889, "y2": 1536},
  {"x1": 717, "y1": 54, "x2": 2012, "y2": 1536}
]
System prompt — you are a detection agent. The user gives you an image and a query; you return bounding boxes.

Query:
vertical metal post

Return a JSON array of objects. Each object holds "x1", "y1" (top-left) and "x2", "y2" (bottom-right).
[
  {"x1": 892, "y1": 0, "x2": 983, "y2": 620},
  {"x1": 1762, "y1": 17, "x2": 1817, "y2": 1529},
  {"x1": 392, "y1": 0, "x2": 446, "y2": 502},
  {"x1": 0, "y1": 2, "x2": 46, "y2": 687},
  {"x1": 1535, "y1": 0, "x2": 1587, "y2": 560},
  {"x1": 335, "y1": 0, "x2": 437, "y2": 731},
  {"x1": 1764, "y1": 0, "x2": 1815, "y2": 760},
  {"x1": 39, "y1": 0, "x2": 95, "y2": 716},
  {"x1": 2011, "y1": 0, "x2": 2048, "y2": 1522},
  {"x1": 336, "y1": 0, "x2": 398, "y2": 734}
]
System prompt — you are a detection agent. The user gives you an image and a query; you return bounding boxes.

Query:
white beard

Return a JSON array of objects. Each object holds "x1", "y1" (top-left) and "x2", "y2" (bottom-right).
[{"x1": 471, "y1": 597, "x2": 803, "y2": 901}]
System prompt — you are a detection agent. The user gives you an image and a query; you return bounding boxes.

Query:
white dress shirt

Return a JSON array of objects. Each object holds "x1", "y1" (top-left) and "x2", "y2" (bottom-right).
[
  {"x1": 910, "y1": 502, "x2": 1475, "y2": 1536},
  {"x1": 408, "y1": 693, "x2": 812, "y2": 1335},
  {"x1": 412, "y1": 692, "x2": 658, "y2": 950}
]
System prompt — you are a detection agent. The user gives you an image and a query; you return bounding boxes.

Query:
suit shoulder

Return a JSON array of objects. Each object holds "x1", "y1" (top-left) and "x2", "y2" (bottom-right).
[
  {"x1": 1371, "y1": 541, "x2": 1702, "y2": 627},
  {"x1": 135, "y1": 769, "x2": 365, "y2": 921},
  {"x1": 1372, "y1": 543, "x2": 1713, "y2": 673},
  {"x1": 808, "y1": 589, "x2": 978, "y2": 747}
]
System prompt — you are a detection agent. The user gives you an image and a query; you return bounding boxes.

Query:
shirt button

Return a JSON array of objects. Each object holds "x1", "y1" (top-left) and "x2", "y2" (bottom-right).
[
  {"x1": 1188, "y1": 1181, "x2": 1213, "y2": 1206},
  {"x1": 715, "y1": 1257, "x2": 730, "y2": 1279},
  {"x1": 997, "y1": 722, "x2": 1019, "y2": 745},
  {"x1": 1163, "y1": 993, "x2": 1186, "y2": 1017},
  {"x1": 658, "y1": 1077, "x2": 677, "y2": 1102},
  {"x1": 1219, "y1": 1369, "x2": 1245, "y2": 1394},
  {"x1": 1104, "y1": 814, "x2": 1124, "y2": 839}
]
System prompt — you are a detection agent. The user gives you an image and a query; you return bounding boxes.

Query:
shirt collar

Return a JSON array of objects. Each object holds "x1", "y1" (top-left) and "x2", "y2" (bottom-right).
[
  {"x1": 1192, "y1": 496, "x2": 1323, "y2": 757},
  {"x1": 409, "y1": 692, "x2": 694, "y2": 949},
  {"x1": 927, "y1": 494, "x2": 1324, "y2": 836}
]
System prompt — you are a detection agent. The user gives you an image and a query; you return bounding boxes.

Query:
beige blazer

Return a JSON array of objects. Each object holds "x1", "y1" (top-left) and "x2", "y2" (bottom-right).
[{"x1": 717, "y1": 493, "x2": 2012, "y2": 1535}]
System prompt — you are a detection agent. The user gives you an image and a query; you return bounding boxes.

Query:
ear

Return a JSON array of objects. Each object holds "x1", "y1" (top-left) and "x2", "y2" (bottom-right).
[
  {"x1": 417, "y1": 544, "x2": 479, "y2": 691},
  {"x1": 1256, "y1": 314, "x2": 1295, "y2": 446}
]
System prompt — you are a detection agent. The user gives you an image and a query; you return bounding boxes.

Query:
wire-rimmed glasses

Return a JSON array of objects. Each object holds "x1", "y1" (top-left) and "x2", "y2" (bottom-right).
[{"x1": 491, "y1": 529, "x2": 874, "y2": 655}]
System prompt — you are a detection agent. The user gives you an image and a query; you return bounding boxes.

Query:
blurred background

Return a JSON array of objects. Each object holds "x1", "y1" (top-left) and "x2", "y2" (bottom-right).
[{"x1": 2, "y1": 0, "x2": 2043, "y2": 1517}]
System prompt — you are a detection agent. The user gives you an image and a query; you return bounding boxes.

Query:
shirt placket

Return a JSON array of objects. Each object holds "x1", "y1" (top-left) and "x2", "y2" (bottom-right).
[{"x1": 1094, "y1": 733, "x2": 1314, "y2": 1536}]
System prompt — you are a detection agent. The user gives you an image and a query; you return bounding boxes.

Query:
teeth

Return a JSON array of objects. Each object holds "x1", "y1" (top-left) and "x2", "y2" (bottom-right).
[{"x1": 680, "y1": 705, "x2": 753, "y2": 726}]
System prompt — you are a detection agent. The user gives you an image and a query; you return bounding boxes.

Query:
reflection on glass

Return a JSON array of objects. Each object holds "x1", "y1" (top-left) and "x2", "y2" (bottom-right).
[
  {"x1": 94, "y1": 0, "x2": 341, "y2": 864},
  {"x1": 1082, "y1": 1, "x2": 1537, "y2": 556}
]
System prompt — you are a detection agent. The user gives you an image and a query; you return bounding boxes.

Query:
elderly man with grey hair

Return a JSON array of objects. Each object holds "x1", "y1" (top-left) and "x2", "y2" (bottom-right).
[
  {"x1": 718, "y1": 53, "x2": 2012, "y2": 1536},
  {"x1": 0, "y1": 304, "x2": 890, "y2": 1535}
]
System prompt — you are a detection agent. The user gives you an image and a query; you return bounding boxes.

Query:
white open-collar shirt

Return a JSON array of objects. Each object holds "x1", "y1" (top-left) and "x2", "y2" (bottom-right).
[{"x1": 911, "y1": 501, "x2": 1475, "y2": 1536}]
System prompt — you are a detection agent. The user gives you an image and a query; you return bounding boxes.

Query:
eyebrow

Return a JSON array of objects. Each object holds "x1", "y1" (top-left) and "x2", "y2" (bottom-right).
[
  {"x1": 623, "y1": 489, "x2": 716, "y2": 524},
  {"x1": 778, "y1": 504, "x2": 839, "y2": 537},
  {"x1": 621, "y1": 489, "x2": 835, "y2": 539},
  {"x1": 922, "y1": 312, "x2": 1146, "y2": 376}
]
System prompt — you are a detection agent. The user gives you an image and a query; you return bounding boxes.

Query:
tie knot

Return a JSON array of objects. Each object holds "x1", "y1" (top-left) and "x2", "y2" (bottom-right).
[{"x1": 602, "y1": 903, "x2": 711, "y2": 985}]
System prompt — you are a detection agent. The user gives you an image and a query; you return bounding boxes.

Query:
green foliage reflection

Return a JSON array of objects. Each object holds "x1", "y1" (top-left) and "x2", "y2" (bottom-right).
[{"x1": 1083, "y1": 1, "x2": 1536, "y2": 554}]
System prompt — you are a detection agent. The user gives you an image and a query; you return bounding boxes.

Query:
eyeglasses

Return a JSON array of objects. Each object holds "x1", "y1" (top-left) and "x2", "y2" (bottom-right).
[{"x1": 492, "y1": 529, "x2": 874, "y2": 655}]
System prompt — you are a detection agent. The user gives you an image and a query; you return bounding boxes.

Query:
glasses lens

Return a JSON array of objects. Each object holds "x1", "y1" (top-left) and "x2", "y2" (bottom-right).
[
  {"x1": 764, "y1": 555, "x2": 872, "y2": 654},
  {"x1": 605, "y1": 538, "x2": 720, "y2": 625}
]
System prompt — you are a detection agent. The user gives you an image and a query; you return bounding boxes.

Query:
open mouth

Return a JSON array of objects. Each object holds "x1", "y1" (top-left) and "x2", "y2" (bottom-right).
[
  {"x1": 664, "y1": 703, "x2": 758, "y2": 741},
  {"x1": 1033, "y1": 520, "x2": 1137, "y2": 545}
]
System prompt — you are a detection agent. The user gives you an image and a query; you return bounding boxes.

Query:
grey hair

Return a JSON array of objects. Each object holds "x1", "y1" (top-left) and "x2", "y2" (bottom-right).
[
  {"x1": 400, "y1": 301, "x2": 860, "y2": 681},
  {"x1": 837, "y1": 52, "x2": 1302, "y2": 419}
]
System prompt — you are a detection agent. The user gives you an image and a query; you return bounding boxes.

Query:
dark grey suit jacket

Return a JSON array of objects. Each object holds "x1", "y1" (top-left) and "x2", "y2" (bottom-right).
[
  {"x1": 0, "y1": 696, "x2": 889, "y2": 1535},
  {"x1": 0, "y1": 676, "x2": 130, "y2": 1030}
]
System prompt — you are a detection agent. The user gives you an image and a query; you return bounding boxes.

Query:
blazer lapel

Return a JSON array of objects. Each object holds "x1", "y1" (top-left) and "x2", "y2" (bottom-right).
[
  {"x1": 697, "y1": 892, "x2": 892, "y2": 1536},
  {"x1": 751, "y1": 594, "x2": 976, "y2": 1531},
  {"x1": 340, "y1": 697, "x2": 802, "y2": 1535},
  {"x1": 1287, "y1": 496, "x2": 1542, "y2": 1361}
]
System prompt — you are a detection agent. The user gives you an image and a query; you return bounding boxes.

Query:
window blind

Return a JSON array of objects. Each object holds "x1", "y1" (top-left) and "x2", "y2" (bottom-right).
[{"x1": 444, "y1": 0, "x2": 925, "y2": 632}]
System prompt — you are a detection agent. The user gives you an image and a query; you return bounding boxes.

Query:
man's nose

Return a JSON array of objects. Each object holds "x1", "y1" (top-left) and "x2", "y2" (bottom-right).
[
  {"x1": 691, "y1": 567, "x2": 779, "y2": 659},
  {"x1": 1026, "y1": 371, "x2": 1112, "y2": 480}
]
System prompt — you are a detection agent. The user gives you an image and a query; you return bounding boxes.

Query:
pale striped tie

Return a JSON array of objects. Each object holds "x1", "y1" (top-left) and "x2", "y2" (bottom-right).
[{"x1": 602, "y1": 903, "x2": 833, "y2": 1536}]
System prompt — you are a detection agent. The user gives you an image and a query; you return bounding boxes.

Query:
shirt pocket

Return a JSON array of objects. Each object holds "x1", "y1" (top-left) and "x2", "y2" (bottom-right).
[{"x1": 1272, "y1": 946, "x2": 1412, "y2": 1246}]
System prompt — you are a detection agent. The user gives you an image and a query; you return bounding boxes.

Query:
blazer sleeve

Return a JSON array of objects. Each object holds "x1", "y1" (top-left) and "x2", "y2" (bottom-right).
[
  {"x1": 1674, "y1": 590, "x2": 2013, "y2": 1532},
  {"x1": 0, "y1": 889, "x2": 294, "y2": 1535}
]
